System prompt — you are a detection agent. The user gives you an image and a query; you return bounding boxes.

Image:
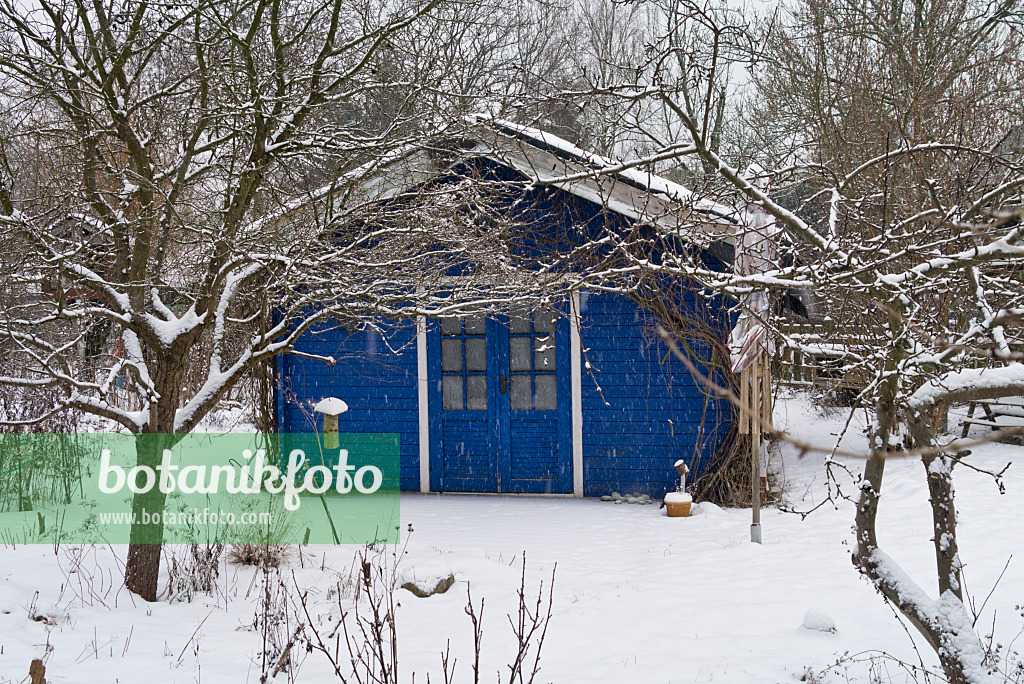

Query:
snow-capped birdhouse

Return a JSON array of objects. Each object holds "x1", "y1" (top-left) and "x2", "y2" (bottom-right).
[
  {"x1": 314, "y1": 397, "x2": 348, "y2": 450},
  {"x1": 674, "y1": 459, "x2": 690, "y2": 492}
]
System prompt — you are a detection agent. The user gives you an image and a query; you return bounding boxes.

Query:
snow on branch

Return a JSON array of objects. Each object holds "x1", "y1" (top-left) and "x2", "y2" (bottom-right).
[{"x1": 909, "y1": 364, "x2": 1024, "y2": 410}]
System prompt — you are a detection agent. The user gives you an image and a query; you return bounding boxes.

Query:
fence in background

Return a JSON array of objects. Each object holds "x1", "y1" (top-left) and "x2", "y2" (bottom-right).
[{"x1": 775, "y1": 319, "x2": 873, "y2": 390}]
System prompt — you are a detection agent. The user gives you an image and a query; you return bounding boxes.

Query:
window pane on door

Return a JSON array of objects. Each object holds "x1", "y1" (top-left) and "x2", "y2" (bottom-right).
[
  {"x1": 509, "y1": 375, "x2": 532, "y2": 410},
  {"x1": 533, "y1": 313, "x2": 555, "y2": 334},
  {"x1": 466, "y1": 375, "x2": 487, "y2": 410},
  {"x1": 441, "y1": 339, "x2": 462, "y2": 372},
  {"x1": 440, "y1": 317, "x2": 461, "y2": 335},
  {"x1": 464, "y1": 316, "x2": 487, "y2": 335},
  {"x1": 509, "y1": 337, "x2": 531, "y2": 372},
  {"x1": 442, "y1": 375, "x2": 463, "y2": 410},
  {"x1": 508, "y1": 308, "x2": 531, "y2": 334},
  {"x1": 465, "y1": 338, "x2": 487, "y2": 372},
  {"x1": 534, "y1": 374, "x2": 557, "y2": 410},
  {"x1": 534, "y1": 336, "x2": 556, "y2": 369}
]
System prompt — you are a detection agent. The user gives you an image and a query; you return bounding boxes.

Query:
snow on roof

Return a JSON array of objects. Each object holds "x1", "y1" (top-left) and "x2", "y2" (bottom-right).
[
  {"x1": 254, "y1": 117, "x2": 739, "y2": 241},
  {"x1": 476, "y1": 117, "x2": 737, "y2": 227}
]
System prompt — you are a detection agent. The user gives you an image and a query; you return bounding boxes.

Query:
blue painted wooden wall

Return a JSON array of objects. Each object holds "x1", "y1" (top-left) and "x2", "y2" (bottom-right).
[
  {"x1": 277, "y1": 292, "x2": 731, "y2": 497},
  {"x1": 278, "y1": 320, "x2": 422, "y2": 491},
  {"x1": 576, "y1": 290, "x2": 731, "y2": 497}
]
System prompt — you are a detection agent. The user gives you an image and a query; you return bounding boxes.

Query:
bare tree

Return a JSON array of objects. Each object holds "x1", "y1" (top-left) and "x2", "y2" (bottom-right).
[
  {"x1": 0, "y1": 0, "x2": 571, "y2": 601},
  {"x1": 541, "y1": 0, "x2": 1024, "y2": 680}
]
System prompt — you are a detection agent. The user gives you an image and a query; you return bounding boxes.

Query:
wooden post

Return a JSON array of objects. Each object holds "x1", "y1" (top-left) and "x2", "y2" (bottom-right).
[
  {"x1": 739, "y1": 367, "x2": 749, "y2": 434},
  {"x1": 751, "y1": 359, "x2": 762, "y2": 544},
  {"x1": 323, "y1": 413, "x2": 339, "y2": 450},
  {"x1": 29, "y1": 659, "x2": 45, "y2": 684}
]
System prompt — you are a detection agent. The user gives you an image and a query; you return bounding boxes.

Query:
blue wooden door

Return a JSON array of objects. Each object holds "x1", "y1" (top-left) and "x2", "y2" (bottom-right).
[
  {"x1": 428, "y1": 310, "x2": 572, "y2": 493},
  {"x1": 499, "y1": 309, "x2": 573, "y2": 493},
  {"x1": 432, "y1": 315, "x2": 498, "y2": 492}
]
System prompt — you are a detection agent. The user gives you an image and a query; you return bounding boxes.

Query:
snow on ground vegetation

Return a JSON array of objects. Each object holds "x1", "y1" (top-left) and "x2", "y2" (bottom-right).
[{"x1": 0, "y1": 392, "x2": 1021, "y2": 683}]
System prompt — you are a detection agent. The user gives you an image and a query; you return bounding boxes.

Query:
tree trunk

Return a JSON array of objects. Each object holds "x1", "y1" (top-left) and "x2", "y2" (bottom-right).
[
  {"x1": 923, "y1": 452, "x2": 963, "y2": 599},
  {"x1": 909, "y1": 413, "x2": 965, "y2": 601},
  {"x1": 853, "y1": 418, "x2": 983, "y2": 684},
  {"x1": 124, "y1": 433, "x2": 170, "y2": 602}
]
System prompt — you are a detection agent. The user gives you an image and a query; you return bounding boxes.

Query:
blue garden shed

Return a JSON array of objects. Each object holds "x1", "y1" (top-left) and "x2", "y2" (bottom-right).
[{"x1": 275, "y1": 121, "x2": 738, "y2": 498}]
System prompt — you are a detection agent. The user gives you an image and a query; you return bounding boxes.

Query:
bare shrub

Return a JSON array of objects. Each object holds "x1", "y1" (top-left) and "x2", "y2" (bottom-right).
[
  {"x1": 296, "y1": 546, "x2": 556, "y2": 683},
  {"x1": 165, "y1": 543, "x2": 225, "y2": 603},
  {"x1": 227, "y1": 495, "x2": 296, "y2": 569},
  {"x1": 252, "y1": 567, "x2": 306, "y2": 684},
  {"x1": 54, "y1": 545, "x2": 127, "y2": 610},
  {"x1": 628, "y1": 282, "x2": 786, "y2": 509},
  {"x1": 229, "y1": 544, "x2": 291, "y2": 570}
]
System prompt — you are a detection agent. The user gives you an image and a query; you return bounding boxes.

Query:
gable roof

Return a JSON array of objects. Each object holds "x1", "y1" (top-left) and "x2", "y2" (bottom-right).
[{"x1": 347, "y1": 117, "x2": 739, "y2": 242}]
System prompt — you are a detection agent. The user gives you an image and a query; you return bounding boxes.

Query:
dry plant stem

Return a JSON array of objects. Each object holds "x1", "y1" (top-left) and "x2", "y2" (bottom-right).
[
  {"x1": 261, "y1": 569, "x2": 273, "y2": 681},
  {"x1": 506, "y1": 554, "x2": 556, "y2": 684},
  {"x1": 465, "y1": 584, "x2": 484, "y2": 684},
  {"x1": 439, "y1": 640, "x2": 456, "y2": 684},
  {"x1": 255, "y1": 567, "x2": 305, "y2": 684},
  {"x1": 293, "y1": 576, "x2": 347, "y2": 681},
  {"x1": 295, "y1": 544, "x2": 402, "y2": 684},
  {"x1": 272, "y1": 625, "x2": 306, "y2": 679},
  {"x1": 296, "y1": 548, "x2": 556, "y2": 683}
]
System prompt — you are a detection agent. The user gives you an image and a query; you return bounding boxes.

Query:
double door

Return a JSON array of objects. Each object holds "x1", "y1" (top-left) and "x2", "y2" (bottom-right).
[{"x1": 428, "y1": 309, "x2": 572, "y2": 493}]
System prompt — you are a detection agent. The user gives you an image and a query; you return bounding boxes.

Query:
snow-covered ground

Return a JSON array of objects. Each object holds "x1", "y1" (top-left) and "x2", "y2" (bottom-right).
[{"x1": 1, "y1": 393, "x2": 1022, "y2": 683}]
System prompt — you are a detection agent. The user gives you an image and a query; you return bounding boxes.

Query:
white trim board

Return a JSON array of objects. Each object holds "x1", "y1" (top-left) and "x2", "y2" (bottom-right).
[
  {"x1": 570, "y1": 292, "x2": 584, "y2": 497},
  {"x1": 416, "y1": 316, "x2": 430, "y2": 493}
]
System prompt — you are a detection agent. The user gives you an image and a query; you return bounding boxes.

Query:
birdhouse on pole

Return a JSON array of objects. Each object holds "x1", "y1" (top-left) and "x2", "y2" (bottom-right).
[
  {"x1": 314, "y1": 397, "x2": 348, "y2": 450},
  {"x1": 674, "y1": 459, "x2": 690, "y2": 492}
]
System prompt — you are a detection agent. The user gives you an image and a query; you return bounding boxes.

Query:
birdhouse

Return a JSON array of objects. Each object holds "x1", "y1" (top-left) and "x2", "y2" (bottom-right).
[
  {"x1": 674, "y1": 459, "x2": 690, "y2": 492},
  {"x1": 313, "y1": 397, "x2": 348, "y2": 450}
]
